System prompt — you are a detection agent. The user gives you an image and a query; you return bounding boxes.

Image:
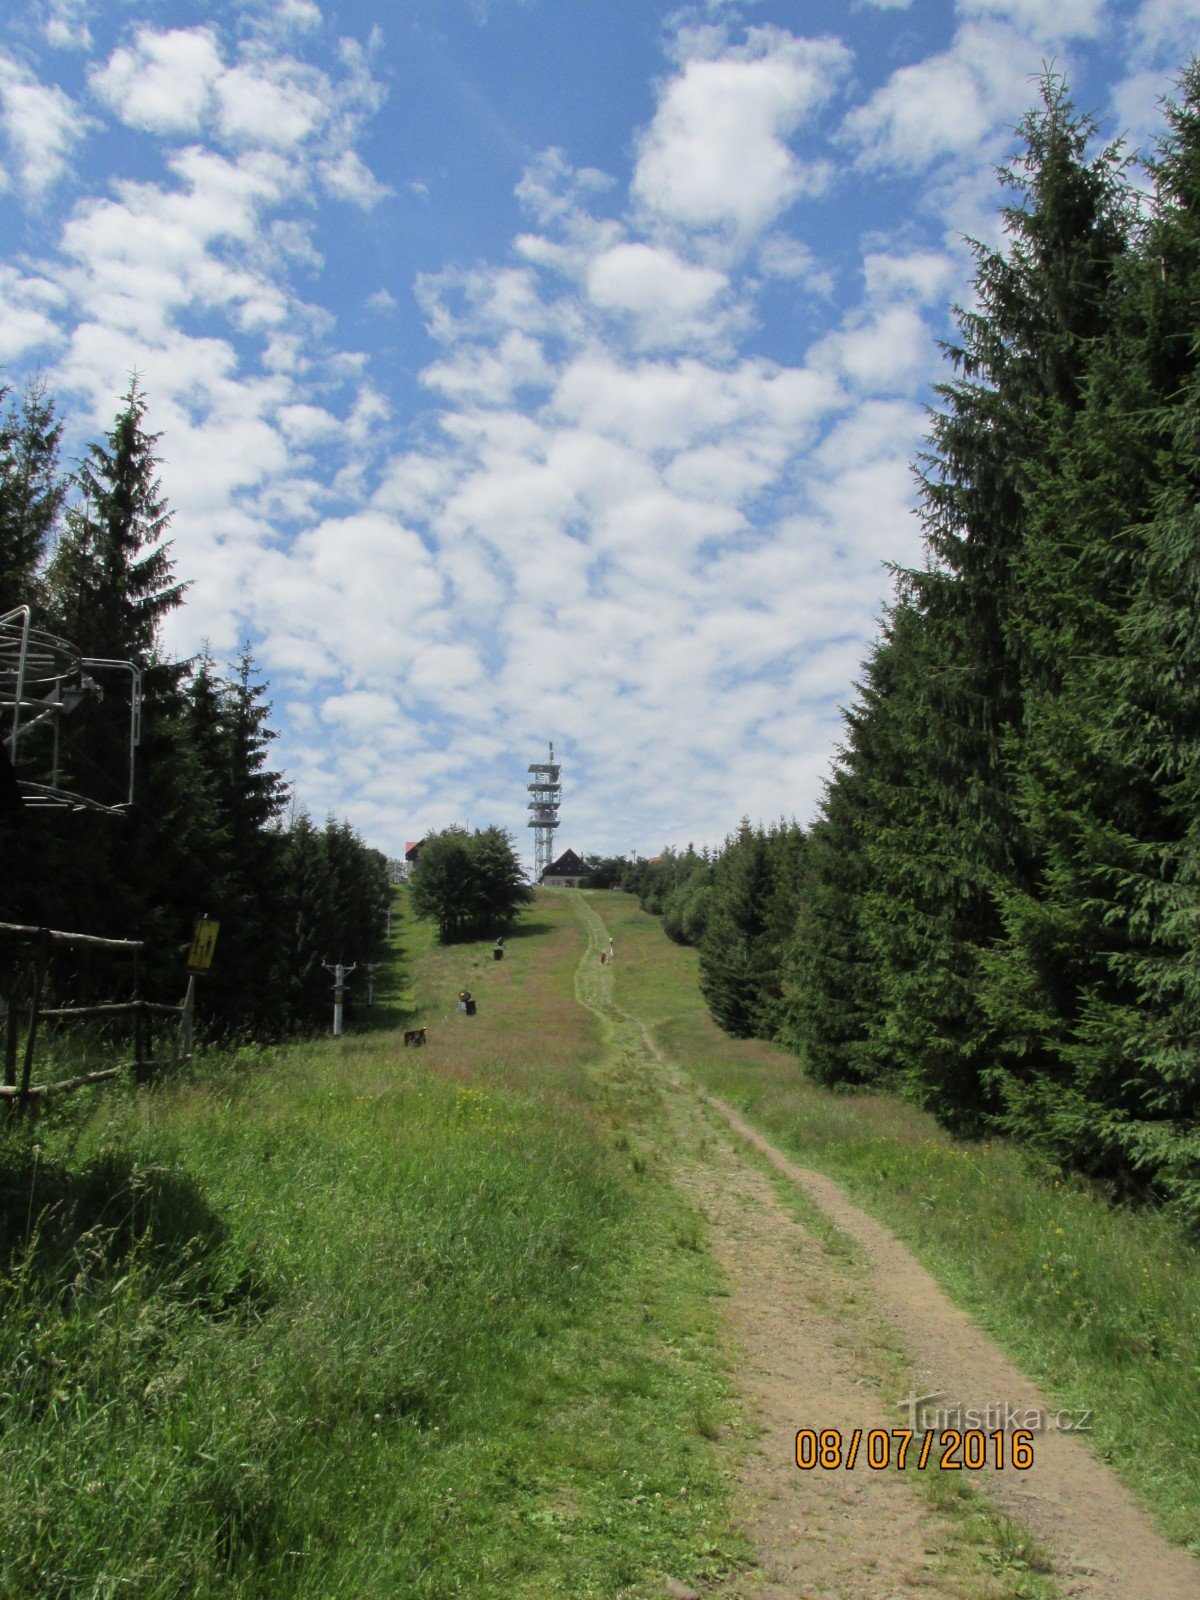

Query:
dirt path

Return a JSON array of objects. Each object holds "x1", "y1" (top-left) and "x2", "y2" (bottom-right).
[{"x1": 570, "y1": 896, "x2": 1200, "y2": 1600}]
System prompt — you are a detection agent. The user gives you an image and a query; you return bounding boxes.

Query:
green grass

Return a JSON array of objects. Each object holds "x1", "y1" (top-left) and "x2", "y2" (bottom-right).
[
  {"x1": 0, "y1": 890, "x2": 743, "y2": 1599},
  {"x1": 588, "y1": 888, "x2": 1200, "y2": 1558}
]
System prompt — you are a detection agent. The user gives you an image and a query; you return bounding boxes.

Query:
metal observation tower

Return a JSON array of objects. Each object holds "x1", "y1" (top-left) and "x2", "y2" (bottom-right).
[{"x1": 527, "y1": 742, "x2": 561, "y2": 882}]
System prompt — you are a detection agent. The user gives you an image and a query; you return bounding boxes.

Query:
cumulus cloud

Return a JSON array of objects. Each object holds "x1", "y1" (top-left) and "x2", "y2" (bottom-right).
[
  {"x1": 0, "y1": 52, "x2": 86, "y2": 196},
  {"x1": 88, "y1": 20, "x2": 390, "y2": 211},
  {"x1": 42, "y1": 0, "x2": 92, "y2": 50},
  {"x1": 0, "y1": 264, "x2": 66, "y2": 360},
  {"x1": 632, "y1": 26, "x2": 851, "y2": 240},
  {"x1": 276, "y1": 0, "x2": 323, "y2": 32},
  {"x1": 318, "y1": 148, "x2": 392, "y2": 207},
  {"x1": 843, "y1": 20, "x2": 1035, "y2": 170},
  {"x1": 585, "y1": 242, "x2": 732, "y2": 348},
  {"x1": 1132, "y1": 0, "x2": 1200, "y2": 55},
  {"x1": 214, "y1": 60, "x2": 324, "y2": 148},
  {"x1": 90, "y1": 28, "x2": 223, "y2": 135},
  {"x1": 955, "y1": 0, "x2": 1107, "y2": 34}
]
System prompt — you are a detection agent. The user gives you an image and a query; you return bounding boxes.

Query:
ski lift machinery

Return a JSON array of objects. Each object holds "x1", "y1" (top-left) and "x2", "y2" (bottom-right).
[{"x1": 0, "y1": 605, "x2": 142, "y2": 812}]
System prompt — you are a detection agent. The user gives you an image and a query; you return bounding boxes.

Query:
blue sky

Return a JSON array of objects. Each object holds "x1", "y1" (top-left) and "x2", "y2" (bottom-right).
[{"x1": 0, "y1": 0, "x2": 1194, "y2": 869}]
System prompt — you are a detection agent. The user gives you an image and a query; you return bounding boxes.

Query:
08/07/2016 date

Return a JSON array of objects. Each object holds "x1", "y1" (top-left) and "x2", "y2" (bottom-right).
[{"x1": 795, "y1": 1427, "x2": 1035, "y2": 1472}]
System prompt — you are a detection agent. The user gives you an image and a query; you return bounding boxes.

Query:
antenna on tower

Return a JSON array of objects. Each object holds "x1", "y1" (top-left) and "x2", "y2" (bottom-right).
[{"x1": 527, "y1": 740, "x2": 561, "y2": 882}]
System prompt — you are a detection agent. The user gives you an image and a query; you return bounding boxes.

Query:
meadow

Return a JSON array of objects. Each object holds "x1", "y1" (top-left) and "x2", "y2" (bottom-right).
[{"x1": 0, "y1": 892, "x2": 742, "y2": 1600}]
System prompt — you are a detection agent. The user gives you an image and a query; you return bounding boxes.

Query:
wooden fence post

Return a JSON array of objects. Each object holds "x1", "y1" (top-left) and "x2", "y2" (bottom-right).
[
  {"x1": 3, "y1": 994, "x2": 16, "y2": 1090},
  {"x1": 176, "y1": 977, "x2": 195, "y2": 1067},
  {"x1": 18, "y1": 929, "x2": 49, "y2": 1116}
]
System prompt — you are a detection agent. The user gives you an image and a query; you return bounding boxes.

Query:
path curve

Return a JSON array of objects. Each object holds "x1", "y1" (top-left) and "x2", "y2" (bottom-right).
[{"x1": 570, "y1": 893, "x2": 1200, "y2": 1600}]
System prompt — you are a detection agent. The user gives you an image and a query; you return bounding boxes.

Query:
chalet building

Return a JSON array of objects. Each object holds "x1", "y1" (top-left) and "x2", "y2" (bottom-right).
[{"x1": 541, "y1": 848, "x2": 587, "y2": 888}]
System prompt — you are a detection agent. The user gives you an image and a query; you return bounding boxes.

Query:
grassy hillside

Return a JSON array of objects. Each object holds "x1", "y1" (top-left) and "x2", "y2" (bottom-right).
[
  {"x1": 589, "y1": 888, "x2": 1200, "y2": 1557},
  {"x1": 0, "y1": 890, "x2": 742, "y2": 1600}
]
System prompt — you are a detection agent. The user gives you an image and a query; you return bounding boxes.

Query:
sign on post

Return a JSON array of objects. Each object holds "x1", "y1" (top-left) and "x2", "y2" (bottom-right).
[{"x1": 187, "y1": 916, "x2": 220, "y2": 972}]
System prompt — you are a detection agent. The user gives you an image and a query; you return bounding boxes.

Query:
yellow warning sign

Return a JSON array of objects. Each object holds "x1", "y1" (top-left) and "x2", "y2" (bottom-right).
[{"x1": 187, "y1": 917, "x2": 220, "y2": 972}]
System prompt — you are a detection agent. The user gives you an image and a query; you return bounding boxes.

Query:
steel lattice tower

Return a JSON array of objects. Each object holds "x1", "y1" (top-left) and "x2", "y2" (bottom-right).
[{"x1": 527, "y1": 741, "x2": 561, "y2": 882}]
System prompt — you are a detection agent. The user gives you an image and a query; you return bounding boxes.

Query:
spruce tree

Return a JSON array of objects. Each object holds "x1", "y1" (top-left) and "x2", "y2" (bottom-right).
[
  {"x1": 863, "y1": 76, "x2": 1133, "y2": 1124},
  {"x1": 0, "y1": 379, "x2": 66, "y2": 617},
  {"x1": 698, "y1": 820, "x2": 776, "y2": 1038}
]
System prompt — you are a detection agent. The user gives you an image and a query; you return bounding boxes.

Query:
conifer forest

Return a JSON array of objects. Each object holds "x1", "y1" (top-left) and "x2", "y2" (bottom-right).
[
  {"x1": 1, "y1": 379, "x2": 391, "y2": 1038},
  {"x1": 606, "y1": 69, "x2": 1200, "y2": 1229}
]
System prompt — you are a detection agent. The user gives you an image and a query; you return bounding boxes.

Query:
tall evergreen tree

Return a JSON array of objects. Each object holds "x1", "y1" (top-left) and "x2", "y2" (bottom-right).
[
  {"x1": 0, "y1": 379, "x2": 66, "y2": 618},
  {"x1": 699, "y1": 820, "x2": 777, "y2": 1038},
  {"x1": 859, "y1": 76, "x2": 1133, "y2": 1122},
  {"x1": 47, "y1": 378, "x2": 187, "y2": 814}
]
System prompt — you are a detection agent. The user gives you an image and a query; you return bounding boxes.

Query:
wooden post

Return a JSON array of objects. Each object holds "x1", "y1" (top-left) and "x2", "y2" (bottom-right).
[
  {"x1": 3, "y1": 992, "x2": 16, "y2": 1090},
  {"x1": 176, "y1": 977, "x2": 195, "y2": 1066},
  {"x1": 18, "y1": 930, "x2": 48, "y2": 1115},
  {"x1": 132, "y1": 951, "x2": 146, "y2": 1082}
]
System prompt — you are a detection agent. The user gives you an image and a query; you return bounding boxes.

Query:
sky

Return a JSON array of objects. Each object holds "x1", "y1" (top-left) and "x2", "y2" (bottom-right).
[{"x1": 0, "y1": 0, "x2": 1196, "y2": 870}]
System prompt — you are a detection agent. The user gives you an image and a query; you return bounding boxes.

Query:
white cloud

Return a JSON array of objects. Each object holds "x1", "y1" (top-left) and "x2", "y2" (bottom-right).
[
  {"x1": 1108, "y1": 0, "x2": 1200, "y2": 147},
  {"x1": 215, "y1": 61, "x2": 324, "y2": 148},
  {"x1": 1110, "y1": 68, "x2": 1169, "y2": 146},
  {"x1": 632, "y1": 27, "x2": 851, "y2": 240},
  {"x1": 862, "y1": 250, "x2": 957, "y2": 302},
  {"x1": 585, "y1": 242, "x2": 731, "y2": 348},
  {"x1": 0, "y1": 265, "x2": 66, "y2": 361},
  {"x1": 756, "y1": 234, "x2": 833, "y2": 291},
  {"x1": 0, "y1": 52, "x2": 86, "y2": 197},
  {"x1": 276, "y1": 0, "x2": 323, "y2": 32},
  {"x1": 422, "y1": 329, "x2": 552, "y2": 405},
  {"x1": 90, "y1": 28, "x2": 223, "y2": 136},
  {"x1": 318, "y1": 148, "x2": 392, "y2": 208},
  {"x1": 814, "y1": 301, "x2": 934, "y2": 391},
  {"x1": 550, "y1": 352, "x2": 837, "y2": 454},
  {"x1": 278, "y1": 402, "x2": 340, "y2": 445},
  {"x1": 955, "y1": 0, "x2": 1107, "y2": 36},
  {"x1": 843, "y1": 20, "x2": 1034, "y2": 170},
  {"x1": 1134, "y1": 0, "x2": 1200, "y2": 53},
  {"x1": 43, "y1": 0, "x2": 92, "y2": 51}
]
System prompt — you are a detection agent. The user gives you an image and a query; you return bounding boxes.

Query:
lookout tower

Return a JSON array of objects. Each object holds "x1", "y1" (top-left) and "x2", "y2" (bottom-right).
[{"x1": 527, "y1": 741, "x2": 561, "y2": 883}]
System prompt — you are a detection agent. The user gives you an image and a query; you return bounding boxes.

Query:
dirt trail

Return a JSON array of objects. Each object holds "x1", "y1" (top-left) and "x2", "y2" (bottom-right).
[{"x1": 571, "y1": 896, "x2": 1200, "y2": 1600}]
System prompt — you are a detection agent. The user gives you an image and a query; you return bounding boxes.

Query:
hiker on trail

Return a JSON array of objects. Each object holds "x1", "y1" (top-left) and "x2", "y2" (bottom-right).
[{"x1": 599, "y1": 951, "x2": 607, "y2": 966}]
